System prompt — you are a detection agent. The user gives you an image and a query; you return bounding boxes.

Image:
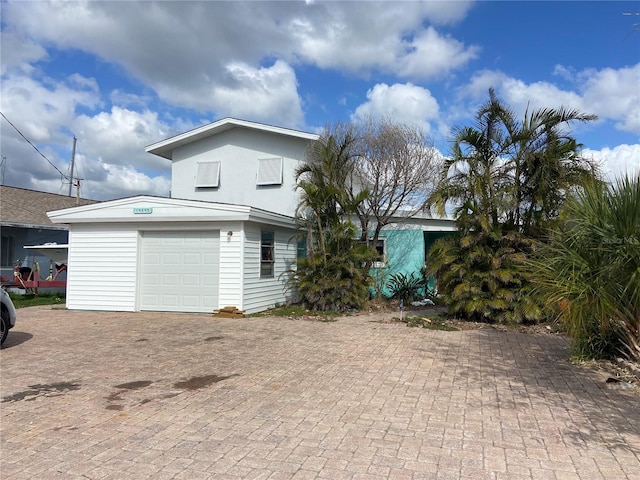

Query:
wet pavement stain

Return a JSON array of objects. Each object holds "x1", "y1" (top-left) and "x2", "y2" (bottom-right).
[
  {"x1": 105, "y1": 392, "x2": 124, "y2": 402},
  {"x1": 114, "y1": 380, "x2": 153, "y2": 390},
  {"x1": 174, "y1": 374, "x2": 239, "y2": 391},
  {"x1": 1, "y1": 382, "x2": 81, "y2": 403}
]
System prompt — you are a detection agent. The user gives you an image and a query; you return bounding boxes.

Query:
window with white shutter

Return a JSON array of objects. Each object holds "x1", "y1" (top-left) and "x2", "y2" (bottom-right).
[
  {"x1": 195, "y1": 161, "x2": 220, "y2": 188},
  {"x1": 257, "y1": 157, "x2": 283, "y2": 186}
]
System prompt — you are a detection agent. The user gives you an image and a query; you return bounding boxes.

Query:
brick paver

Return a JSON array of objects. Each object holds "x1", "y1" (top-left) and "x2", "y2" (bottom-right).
[{"x1": 1, "y1": 307, "x2": 639, "y2": 479}]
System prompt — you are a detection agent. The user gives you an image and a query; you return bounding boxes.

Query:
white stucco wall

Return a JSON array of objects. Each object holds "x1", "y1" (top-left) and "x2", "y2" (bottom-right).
[{"x1": 170, "y1": 128, "x2": 309, "y2": 217}]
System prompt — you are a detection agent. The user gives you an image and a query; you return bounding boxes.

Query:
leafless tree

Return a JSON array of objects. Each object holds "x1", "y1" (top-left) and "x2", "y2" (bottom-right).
[{"x1": 351, "y1": 117, "x2": 442, "y2": 245}]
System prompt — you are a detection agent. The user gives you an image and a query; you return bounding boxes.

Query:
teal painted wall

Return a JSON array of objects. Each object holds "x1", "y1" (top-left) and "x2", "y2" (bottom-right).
[
  {"x1": 370, "y1": 229, "x2": 424, "y2": 298},
  {"x1": 369, "y1": 229, "x2": 456, "y2": 298}
]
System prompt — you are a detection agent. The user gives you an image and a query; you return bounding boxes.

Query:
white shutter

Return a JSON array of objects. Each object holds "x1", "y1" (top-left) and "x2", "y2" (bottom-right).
[
  {"x1": 257, "y1": 157, "x2": 283, "y2": 186},
  {"x1": 195, "y1": 161, "x2": 220, "y2": 187}
]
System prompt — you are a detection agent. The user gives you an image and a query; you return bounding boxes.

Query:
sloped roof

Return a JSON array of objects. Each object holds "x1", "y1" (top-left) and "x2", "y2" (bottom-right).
[
  {"x1": 0, "y1": 185, "x2": 99, "y2": 228},
  {"x1": 146, "y1": 117, "x2": 319, "y2": 160}
]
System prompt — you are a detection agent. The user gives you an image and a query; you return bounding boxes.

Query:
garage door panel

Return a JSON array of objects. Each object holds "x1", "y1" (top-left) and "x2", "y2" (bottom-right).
[{"x1": 140, "y1": 230, "x2": 220, "y2": 313}]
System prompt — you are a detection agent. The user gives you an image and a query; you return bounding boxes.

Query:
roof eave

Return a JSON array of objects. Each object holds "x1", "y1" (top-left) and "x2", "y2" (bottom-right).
[{"x1": 145, "y1": 117, "x2": 319, "y2": 160}]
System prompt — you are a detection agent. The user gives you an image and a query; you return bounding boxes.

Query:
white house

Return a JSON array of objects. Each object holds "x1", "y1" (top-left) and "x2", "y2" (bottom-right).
[
  {"x1": 48, "y1": 119, "x2": 318, "y2": 314},
  {"x1": 49, "y1": 117, "x2": 455, "y2": 314}
]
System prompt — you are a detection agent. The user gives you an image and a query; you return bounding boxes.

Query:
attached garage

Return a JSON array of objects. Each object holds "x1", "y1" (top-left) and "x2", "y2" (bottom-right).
[
  {"x1": 139, "y1": 230, "x2": 220, "y2": 312},
  {"x1": 48, "y1": 196, "x2": 297, "y2": 315}
]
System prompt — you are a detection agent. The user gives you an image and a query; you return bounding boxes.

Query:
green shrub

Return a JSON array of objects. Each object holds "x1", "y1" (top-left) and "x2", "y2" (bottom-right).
[{"x1": 386, "y1": 272, "x2": 422, "y2": 302}]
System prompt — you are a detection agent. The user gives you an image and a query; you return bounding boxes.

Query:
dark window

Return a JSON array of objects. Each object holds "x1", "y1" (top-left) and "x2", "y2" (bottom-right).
[
  {"x1": 1, "y1": 235, "x2": 15, "y2": 267},
  {"x1": 358, "y1": 237, "x2": 386, "y2": 267},
  {"x1": 260, "y1": 231, "x2": 275, "y2": 278},
  {"x1": 297, "y1": 237, "x2": 307, "y2": 259}
]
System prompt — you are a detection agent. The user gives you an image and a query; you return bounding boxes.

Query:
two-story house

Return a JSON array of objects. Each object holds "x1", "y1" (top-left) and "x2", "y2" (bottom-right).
[{"x1": 48, "y1": 118, "x2": 455, "y2": 314}]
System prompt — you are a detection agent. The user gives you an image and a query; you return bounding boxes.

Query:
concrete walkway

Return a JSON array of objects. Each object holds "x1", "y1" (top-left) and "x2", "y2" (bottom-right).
[{"x1": 1, "y1": 307, "x2": 639, "y2": 479}]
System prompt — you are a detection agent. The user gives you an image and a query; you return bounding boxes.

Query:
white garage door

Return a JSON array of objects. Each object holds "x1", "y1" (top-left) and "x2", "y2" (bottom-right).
[{"x1": 140, "y1": 230, "x2": 220, "y2": 312}]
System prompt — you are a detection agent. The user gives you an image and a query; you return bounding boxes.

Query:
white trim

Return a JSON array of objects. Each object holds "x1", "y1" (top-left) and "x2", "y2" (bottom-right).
[
  {"x1": 47, "y1": 196, "x2": 296, "y2": 228},
  {"x1": 146, "y1": 118, "x2": 319, "y2": 160}
]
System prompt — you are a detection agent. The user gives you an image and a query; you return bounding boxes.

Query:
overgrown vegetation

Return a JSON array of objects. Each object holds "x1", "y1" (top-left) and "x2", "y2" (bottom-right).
[
  {"x1": 287, "y1": 118, "x2": 441, "y2": 312},
  {"x1": 427, "y1": 88, "x2": 600, "y2": 325},
  {"x1": 287, "y1": 128, "x2": 374, "y2": 311},
  {"x1": 529, "y1": 175, "x2": 640, "y2": 360}
]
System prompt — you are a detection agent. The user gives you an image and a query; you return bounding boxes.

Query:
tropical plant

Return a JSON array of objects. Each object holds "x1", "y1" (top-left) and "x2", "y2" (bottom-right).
[
  {"x1": 289, "y1": 126, "x2": 374, "y2": 312},
  {"x1": 386, "y1": 272, "x2": 422, "y2": 302},
  {"x1": 427, "y1": 226, "x2": 542, "y2": 323},
  {"x1": 426, "y1": 89, "x2": 599, "y2": 323},
  {"x1": 529, "y1": 175, "x2": 640, "y2": 360}
]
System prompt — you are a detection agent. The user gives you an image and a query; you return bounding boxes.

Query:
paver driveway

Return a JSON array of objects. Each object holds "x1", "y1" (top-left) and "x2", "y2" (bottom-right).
[{"x1": 1, "y1": 307, "x2": 639, "y2": 480}]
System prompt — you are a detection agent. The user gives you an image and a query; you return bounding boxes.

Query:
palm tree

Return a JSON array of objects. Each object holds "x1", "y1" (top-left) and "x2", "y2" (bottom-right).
[
  {"x1": 290, "y1": 130, "x2": 373, "y2": 311},
  {"x1": 426, "y1": 89, "x2": 600, "y2": 323}
]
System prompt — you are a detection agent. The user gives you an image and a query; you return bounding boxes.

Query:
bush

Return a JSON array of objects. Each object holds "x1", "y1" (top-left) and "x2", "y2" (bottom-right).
[{"x1": 386, "y1": 272, "x2": 422, "y2": 302}]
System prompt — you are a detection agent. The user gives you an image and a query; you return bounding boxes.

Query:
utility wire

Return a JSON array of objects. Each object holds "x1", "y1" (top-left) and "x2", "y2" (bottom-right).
[{"x1": 0, "y1": 110, "x2": 71, "y2": 181}]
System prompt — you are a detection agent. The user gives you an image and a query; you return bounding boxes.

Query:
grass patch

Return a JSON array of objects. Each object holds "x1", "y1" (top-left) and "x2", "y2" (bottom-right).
[
  {"x1": 8, "y1": 292, "x2": 65, "y2": 309},
  {"x1": 398, "y1": 314, "x2": 458, "y2": 331}
]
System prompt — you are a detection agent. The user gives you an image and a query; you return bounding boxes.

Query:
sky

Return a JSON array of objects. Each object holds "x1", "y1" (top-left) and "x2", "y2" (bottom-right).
[{"x1": 1, "y1": 0, "x2": 639, "y2": 201}]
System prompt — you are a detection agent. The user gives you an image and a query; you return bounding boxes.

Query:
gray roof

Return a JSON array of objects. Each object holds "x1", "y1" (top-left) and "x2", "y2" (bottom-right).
[{"x1": 0, "y1": 185, "x2": 99, "y2": 228}]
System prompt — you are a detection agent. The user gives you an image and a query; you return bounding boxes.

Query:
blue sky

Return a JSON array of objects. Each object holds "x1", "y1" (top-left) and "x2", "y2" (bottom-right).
[{"x1": 1, "y1": 0, "x2": 638, "y2": 200}]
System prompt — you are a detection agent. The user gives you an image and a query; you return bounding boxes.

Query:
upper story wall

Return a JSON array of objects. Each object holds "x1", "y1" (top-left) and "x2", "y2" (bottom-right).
[{"x1": 170, "y1": 128, "x2": 311, "y2": 217}]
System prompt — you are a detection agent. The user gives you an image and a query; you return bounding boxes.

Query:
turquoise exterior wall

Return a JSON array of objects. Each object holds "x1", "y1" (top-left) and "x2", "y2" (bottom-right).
[
  {"x1": 370, "y1": 228, "x2": 456, "y2": 298},
  {"x1": 370, "y1": 229, "x2": 424, "y2": 298}
]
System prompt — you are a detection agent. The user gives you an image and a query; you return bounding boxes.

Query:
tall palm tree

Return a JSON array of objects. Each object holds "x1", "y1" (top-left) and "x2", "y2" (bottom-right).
[
  {"x1": 290, "y1": 130, "x2": 373, "y2": 311},
  {"x1": 426, "y1": 89, "x2": 600, "y2": 323}
]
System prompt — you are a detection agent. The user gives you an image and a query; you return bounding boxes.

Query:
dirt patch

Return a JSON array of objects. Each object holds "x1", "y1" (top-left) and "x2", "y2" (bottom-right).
[{"x1": 174, "y1": 374, "x2": 238, "y2": 391}]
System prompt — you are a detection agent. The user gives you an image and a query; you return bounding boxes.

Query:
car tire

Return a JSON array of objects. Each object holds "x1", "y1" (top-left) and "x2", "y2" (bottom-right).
[{"x1": 1, "y1": 309, "x2": 8, "y2": 346}]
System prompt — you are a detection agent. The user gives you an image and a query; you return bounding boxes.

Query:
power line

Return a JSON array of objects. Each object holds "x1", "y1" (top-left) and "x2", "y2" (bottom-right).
[{"x1": 0, "y1": 111, "x2": 71, "y2": 181}]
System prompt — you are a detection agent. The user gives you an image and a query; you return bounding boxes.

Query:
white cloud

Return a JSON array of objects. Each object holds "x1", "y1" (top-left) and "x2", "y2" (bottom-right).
[
  {"x1": 579, "y1": 64, "x2": 640, "y2": 134},
  {"x1": 156, "y1": 60, "x2": 304, "y2": 128},
  {"x1": 2, "y1": 0, "x2": 476, "y2": 126},
  {"x1": 82, "y1": 163, "x2": 171, "y2": 200},
  {"x1": 582, "y1": 144, "x2": 640, "y2": 181},
  {"x1": 0, "y1": 71, "x2": 176, "y2": 200},
  {"x1": 460, "y1": 65, "x2": 640, "y2": 136},
  {"x1": 399, "y1": 27, "x2": 480, "y2": 79},
  {"x1": 0, "y1": 31, "x2": 48, "y2": 75},
  {"x1": 1, "y1": 74, "x2": 100, "y2": 142},
  {"x1": 352, "y1": 83, "x2": 440, "y2": 133},
  {"x1": 72, "y1": 107, "x2": 175, "y2": 172}
]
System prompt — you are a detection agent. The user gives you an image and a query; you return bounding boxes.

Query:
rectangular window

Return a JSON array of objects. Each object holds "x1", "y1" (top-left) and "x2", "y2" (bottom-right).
[
  {"x1": 357, "y1": 237, "x2": 386, "y2": 267},
  {"x1": 195, "y1": 161, "x2": 220, "y2": 188},
  {"x1": 260, "y1": 230, "x2": 275, "y2": 278},
  {"x1": 257, "y1": 157, "x2": 283, "y2": 186},
  {"x1": 371, "y1": 238, "x2": 386, "y2": 267},
  {"x1": 297, "y1": 237, "x2": 307, "y2": 259},
  {"x1": 1, "y1": 235, "x2": 15, "y2": 267}
]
